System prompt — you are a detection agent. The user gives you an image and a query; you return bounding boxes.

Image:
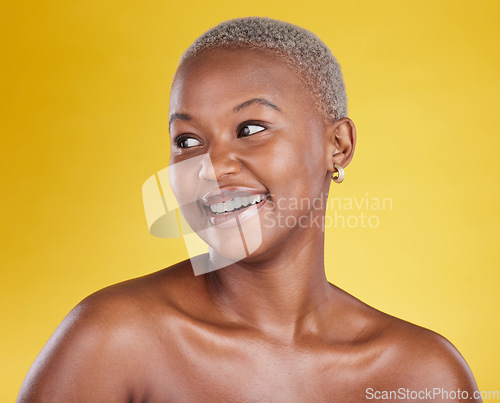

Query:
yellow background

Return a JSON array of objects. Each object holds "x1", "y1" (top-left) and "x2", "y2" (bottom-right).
[{"x1": 1, "y1": 0, "x2": 499, "y2": 400}]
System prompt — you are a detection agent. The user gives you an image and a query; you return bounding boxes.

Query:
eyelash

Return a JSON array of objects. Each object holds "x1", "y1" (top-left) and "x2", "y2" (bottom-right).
[
  {"x1": 237, "y1": 121, "x2": 268, "y2": 137},
  {"x1": 174, "y1": 135, "x2": 201, "y2": 149},
  {"x1": 174, "y1": 121, "x2": 268, "y2": 149}
]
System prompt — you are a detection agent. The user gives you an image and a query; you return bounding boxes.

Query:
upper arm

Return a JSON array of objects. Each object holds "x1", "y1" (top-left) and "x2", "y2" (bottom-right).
[{"x1": 17, "y1": 298, "x2": 135, "y2": 402}]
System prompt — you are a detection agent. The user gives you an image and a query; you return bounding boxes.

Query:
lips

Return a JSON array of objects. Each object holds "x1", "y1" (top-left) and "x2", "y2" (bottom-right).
[{"x1": 200, "y1": 187, "x2": 270, "y2": 227}]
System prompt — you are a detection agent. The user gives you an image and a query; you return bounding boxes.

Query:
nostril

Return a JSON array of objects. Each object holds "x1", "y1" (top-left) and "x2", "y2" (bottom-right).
[{"x1": 209, "y1": 157, "x2": 242, "y2": 180}]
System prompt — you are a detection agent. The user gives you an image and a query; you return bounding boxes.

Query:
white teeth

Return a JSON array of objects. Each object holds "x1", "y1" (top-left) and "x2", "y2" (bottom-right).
[
  {"x1": 216, "y1": 202, "x2": 225, "y2": 213},
  {"x1": 208, "y1": 194, "x2": 267, "y2": 214},
  {"x1": 234, "y1": 197, "x2": 242, "y2": 209}
]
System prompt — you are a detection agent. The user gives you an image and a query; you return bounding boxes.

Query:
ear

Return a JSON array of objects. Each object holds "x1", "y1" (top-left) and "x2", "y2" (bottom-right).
[{"x1": 323, "y1": 117, "x2": 357, "y2": 174}]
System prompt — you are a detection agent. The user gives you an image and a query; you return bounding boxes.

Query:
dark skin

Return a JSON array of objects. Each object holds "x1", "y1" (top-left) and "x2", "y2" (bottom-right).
[{"x1": 18, "y1": 48, "x2": 480, "y2": 402}]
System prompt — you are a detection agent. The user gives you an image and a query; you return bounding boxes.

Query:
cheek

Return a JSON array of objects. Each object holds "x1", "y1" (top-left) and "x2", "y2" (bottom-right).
[
  {"x1": 168, "y1": 158, "x2": 206, "y2": 229},
  {"x1": 275, "y1": 135, "x2": 323, "y2": 183},
  {"x1": 170, "y1": 168, "x2": 196, "y2": 203},
  {"x1": 251, "y1": 140, "x2": 299, "y2": 194},
  {"x1": 252, "y1": 136, "x2": 324, "y2": 212},
  {"x1": 169, "y1": 154, "x2": 214, "y2": 202},
  {"x1": 170, "y1": 178, "x2": 203, "y2": 231}
]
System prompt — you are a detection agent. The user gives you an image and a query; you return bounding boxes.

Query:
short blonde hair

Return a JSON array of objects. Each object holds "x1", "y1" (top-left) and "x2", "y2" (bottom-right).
[{"x1": 180, "y1": 16, "x2": 348, "y2": 122}]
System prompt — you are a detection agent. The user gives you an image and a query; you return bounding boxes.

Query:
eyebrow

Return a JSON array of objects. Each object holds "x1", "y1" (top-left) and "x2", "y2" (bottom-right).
[
  {"x1": 169, "y1": 98, "x2": 281, "y2": 131},
  {"x1": 169, "y1": 113, "x2": 191, "y2": 131},
  {"x1": 233, "y1": 98, "x2": 281, "y2": 113}
]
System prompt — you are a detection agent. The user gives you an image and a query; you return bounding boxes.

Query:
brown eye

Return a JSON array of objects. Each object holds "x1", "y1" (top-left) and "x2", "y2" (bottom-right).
[
  {"x1": 238, "y1": 124, "x2": 266, "y2": 137},
  {"x1": 177, "y1": 137, "x2": 201, "y2": 148}
]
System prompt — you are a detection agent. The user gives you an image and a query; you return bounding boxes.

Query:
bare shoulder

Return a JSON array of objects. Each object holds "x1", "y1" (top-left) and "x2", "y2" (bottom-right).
[
  {"x1": 328, "y1": 285, "x2": 479, "y2": 399},
  {"x1": 343, "y1": 292, "x2": 480, "y2": 398},
  {"x1": 17, "y1": 258, "x2": 197, "y2": 402},
  {"x1": 383, "y1": 318, "x2": 478, "y2": 388}
]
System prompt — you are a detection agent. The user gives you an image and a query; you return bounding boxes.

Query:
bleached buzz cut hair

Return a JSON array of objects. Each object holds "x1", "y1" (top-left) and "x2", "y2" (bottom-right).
[{"x1": 180, "y1": 17, "x2": 348, "y2": 122}]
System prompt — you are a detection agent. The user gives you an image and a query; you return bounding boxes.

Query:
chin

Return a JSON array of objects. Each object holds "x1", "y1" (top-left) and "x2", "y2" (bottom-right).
[{"x1": 180, "y1": 210, "x2": 264, "y2": 273}]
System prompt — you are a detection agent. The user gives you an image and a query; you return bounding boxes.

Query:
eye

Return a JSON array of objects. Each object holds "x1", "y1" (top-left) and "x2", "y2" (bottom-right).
[
  {"x1": 176, "y1": 136, "x2": 202, "y2": 149},
  {"x1": 237, "y1": 123, "x2": 266, "y2": 138}
]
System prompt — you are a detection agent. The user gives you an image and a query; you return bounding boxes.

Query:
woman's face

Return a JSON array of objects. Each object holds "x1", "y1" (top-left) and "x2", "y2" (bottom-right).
[{"x1": 169, "y1": 47, "x2": 333, "y2": 264}]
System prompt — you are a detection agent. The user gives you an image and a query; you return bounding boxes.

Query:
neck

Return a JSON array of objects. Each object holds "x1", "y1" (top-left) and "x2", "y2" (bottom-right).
[{"x1": 205, "y1": 221, "x2": 333, "y2": 341}]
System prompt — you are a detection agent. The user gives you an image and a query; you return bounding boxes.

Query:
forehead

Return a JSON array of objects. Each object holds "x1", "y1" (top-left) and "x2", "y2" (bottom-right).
[{"x1": 169, "y1": 47, "x2": 314, "y2": 115}]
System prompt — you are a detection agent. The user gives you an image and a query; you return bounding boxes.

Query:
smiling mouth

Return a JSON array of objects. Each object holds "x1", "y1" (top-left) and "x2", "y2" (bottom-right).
[
  {"x1": 208, "y1": 194, "x2": 267, "y2": 214},
  {"x1": 202, "y1": 193, "x2": 270, "y2": 227}
]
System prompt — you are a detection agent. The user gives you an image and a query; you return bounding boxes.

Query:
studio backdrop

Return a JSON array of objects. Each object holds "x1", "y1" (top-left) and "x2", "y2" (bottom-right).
[{"x1": 1, "y1": 0, "x2": 499, "y2": 400}]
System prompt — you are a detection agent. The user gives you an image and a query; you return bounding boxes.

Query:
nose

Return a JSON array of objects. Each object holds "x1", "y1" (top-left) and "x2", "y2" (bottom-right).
[{"x1": 199, "y1": 143, "x2": 241, "y2": 182}]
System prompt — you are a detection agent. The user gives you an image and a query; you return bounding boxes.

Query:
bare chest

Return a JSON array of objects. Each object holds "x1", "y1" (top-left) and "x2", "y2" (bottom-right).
[{"x1": 128, "y1": 335, "x2": 385, "y2": 402}]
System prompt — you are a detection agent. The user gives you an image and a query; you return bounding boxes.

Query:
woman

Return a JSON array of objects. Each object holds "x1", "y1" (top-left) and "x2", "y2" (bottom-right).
[{"x1": 18, "y1": 17, "x2": 480, "y2": 402}]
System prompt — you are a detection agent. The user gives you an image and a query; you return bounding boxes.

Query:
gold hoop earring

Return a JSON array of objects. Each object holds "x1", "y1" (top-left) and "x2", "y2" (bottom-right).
[{"x1": 332, "y1": 164, "x2": 344, "y2": 183}]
